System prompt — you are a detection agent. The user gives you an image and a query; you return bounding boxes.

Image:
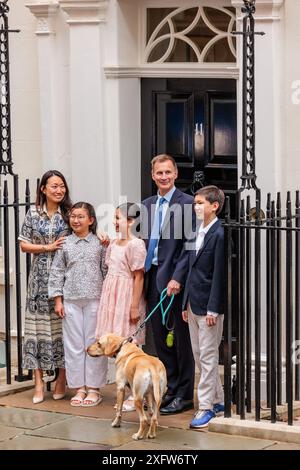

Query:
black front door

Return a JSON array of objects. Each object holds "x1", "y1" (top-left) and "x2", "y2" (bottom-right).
[
  {"x1": 141, "y1": 78, "x2": 237, "y2": 217},
  {"x1": 141, "y1": 78, "x2": 238, "y2": 359}
]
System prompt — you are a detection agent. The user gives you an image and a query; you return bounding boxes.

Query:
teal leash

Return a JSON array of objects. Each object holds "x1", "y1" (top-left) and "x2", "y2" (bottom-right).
[{"x1": 130, "y1": 288, "x2": 175, "y2": 340}]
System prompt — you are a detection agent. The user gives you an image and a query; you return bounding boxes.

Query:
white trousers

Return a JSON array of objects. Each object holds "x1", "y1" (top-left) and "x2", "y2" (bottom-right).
[
  {"x1": 187, "y1": 303, "x2": 224, "y2": 410},
  {"x1": 63, "y1": 299, "x2": 108, "y2": 389}
]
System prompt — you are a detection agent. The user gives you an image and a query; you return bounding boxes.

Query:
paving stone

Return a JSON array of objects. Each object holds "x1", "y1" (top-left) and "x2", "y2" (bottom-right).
[
  {"x1": 28, "y1": 416, "x2": 138, "y2": 447},
  {"x1": 264, "y1": 442, "x2": 300, "y2": 450},
  {"x1": 0, "y1": 406, "x2": 70, "y2": 429},
  {"x1": 145, "y1": 428, "x2": 276, "y2": 450},
  {"x1": 0, "y1": 424, "x2": 24, "y2": 442},
  {"x1": 116, "y1": 440, "x2": 195, "y2": 451},
  {"x1": 0, "y1": 434, "x2": 110, "y2": 450}
]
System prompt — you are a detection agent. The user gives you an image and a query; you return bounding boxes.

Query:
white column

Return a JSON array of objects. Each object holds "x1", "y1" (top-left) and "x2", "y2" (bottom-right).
[
  {"x1": 59, "y1": 0, "x2": 109, "y2": 208},
  {"x1": 26, "y1": 1, "x2": 70, "y2": 175},
  {"x1": 232, "y1": 0, "x2": 284, "y2": 197}
]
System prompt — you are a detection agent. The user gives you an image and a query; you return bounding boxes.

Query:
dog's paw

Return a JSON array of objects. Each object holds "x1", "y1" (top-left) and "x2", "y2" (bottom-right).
[
  {"x1": 147, "y1": 432, "x2": 156, "y2": 439},
  {"x1": 132, "y1": 432, "x2": 143, "y2": 440},
  {"x1": 111, "y1": 418, "x2": 121, "y2": 428}
]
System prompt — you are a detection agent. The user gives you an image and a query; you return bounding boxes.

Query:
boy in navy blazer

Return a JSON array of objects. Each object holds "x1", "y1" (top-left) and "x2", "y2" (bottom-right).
[{"x1": 168, "y1": 185, "x2": 225, "y2": 428}]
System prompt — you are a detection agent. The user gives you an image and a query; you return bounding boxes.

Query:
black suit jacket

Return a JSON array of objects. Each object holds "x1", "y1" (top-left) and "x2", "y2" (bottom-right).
[
  {"x1": 179, "y1": 219, "x2": 225, "y2": 315},
  {"x1": 141, "y1": 188, "x2": 194, "y2": 293}
]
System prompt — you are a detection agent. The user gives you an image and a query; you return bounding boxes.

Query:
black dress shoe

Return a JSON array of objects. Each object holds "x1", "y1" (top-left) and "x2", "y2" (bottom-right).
[
  {"x1": 160, "y1": 394, "x2": 175, "y2": 409},
  {"x1": 160, "y1": 397, "x2": 194, "y2": 415}
]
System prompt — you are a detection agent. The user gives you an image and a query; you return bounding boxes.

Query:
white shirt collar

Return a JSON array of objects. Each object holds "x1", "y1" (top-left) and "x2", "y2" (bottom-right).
[
  {"x1": 199, "y1": 217, "x2": 218, "y2": 235},
  {"x1": 72, "y1": 232, "x2": 94, "y2": 243},
  {"x1": 157, "y1": 186, "x2": 176, "y2": 203}
]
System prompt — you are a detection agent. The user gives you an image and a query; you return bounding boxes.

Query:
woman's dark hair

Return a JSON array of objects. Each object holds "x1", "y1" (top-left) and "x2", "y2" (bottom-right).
[
  {"x1": 36, "y1": 170, "x2": 72, "y2": 223},
  {"x1": 70, "y1": 202, "x2": 97, "y2": 234}
]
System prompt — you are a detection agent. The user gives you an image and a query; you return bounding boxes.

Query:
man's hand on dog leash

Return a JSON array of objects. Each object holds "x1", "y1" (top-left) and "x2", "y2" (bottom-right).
[{"x1": 167, "y1": 279, "x2": 181, "y2": 296}]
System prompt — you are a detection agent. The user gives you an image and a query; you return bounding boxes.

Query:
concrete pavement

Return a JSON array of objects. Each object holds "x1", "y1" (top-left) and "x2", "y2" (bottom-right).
[{"x1": 0, "y1": 384, "x2": 299, "y2": 451}]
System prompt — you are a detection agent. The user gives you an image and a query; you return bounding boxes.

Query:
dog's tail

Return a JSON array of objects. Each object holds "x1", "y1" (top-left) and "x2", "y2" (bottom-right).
[{"x1": 151, "y1": 365, "x2": 167, "y2": 406}]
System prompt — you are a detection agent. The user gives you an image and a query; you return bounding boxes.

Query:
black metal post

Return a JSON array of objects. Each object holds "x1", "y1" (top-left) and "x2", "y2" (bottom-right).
[
  {"x1": 246, "y1": 196, "x2": 252, "y2": 413},
  {"x1": 276, "y1": 193, "x2": 282, "y2": 405},
  {"x1": 3, "y1": 179, "x2": 11, "y2": 383},
  {"x1": 224, "y1": 197, "x2": 232, "y2": 417},
  {"x1": 270, "y1": 200, "x2": 277, "y2": 422},
  {"x1": 286, "y1": 192, "x2": 293, "y2": 425},
  {"x1": 254, "y1": 190, "x2": 261, "y2": 421},
  {"x1": 266, "y1": 193, "x2": 271, "y2": 408},
  {"x1": 0, "y1": 1, "x2": 19, "y2": 175},
  {"x1": 295, "y1": 191, "x2": 300, "y2": 401}
]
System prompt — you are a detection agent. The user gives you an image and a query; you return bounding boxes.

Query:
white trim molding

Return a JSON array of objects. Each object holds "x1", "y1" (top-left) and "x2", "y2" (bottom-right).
[
  {"x1": 26, "y1": 2, "x2": 59, "y2": 35},
  {"x1": 58, "y1": 0, "x2": 109, "y2": 24},
  {"x1": 104, "y1": 64, "x2": 239, "y2": 79},
  {"x1": 231, "y1": 0, "x2": 284, "y2": 21}
]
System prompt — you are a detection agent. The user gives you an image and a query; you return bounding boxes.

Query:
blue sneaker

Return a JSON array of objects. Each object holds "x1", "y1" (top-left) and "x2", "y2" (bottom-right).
[
  {"x1": 190, "y1": 409, "x2": 215, "y2": 429},
  {"x1": 213, "y1": 403, "x2": 225, "y2": 415}
]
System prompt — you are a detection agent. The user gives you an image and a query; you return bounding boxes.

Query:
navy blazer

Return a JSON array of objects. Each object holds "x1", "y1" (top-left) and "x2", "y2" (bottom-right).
[
  {"x1": 180, "y1": 219, "x2": 225, "y2": 316},
  {"x1": 141, "y1": 188, "x2": 194, "y2": 293}
]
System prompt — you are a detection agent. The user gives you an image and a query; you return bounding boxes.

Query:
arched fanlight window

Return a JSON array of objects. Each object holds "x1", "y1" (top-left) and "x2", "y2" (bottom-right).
[{"x1": 145, "y1": 6, "x2": 236, "y2": 63}]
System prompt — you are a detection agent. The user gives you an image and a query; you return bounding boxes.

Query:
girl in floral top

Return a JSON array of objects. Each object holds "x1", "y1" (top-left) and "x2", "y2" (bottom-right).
[
  {"x1": 19, "y1": 170, "x2": 71, "y2": 405},
  {"x1": 49, "y1": 202, "x2": 107, "y2": 407}
]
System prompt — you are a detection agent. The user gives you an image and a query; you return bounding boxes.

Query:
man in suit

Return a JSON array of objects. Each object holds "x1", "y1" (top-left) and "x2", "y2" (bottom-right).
[
  {"x1": 142, "y1": 154, "x2": 195, "y2": 415},
  {"x1": 170, "y1": 185, "x2": 225, "y2": 428}
]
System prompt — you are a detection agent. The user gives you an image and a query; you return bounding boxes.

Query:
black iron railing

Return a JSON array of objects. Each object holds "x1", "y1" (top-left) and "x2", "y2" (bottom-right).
[
  {"x1": 224, "y1": 192, "x2": 300, "y2": 425},
  {"x1": 223, "y1": 0, "x2": 299, "y2": 426}
]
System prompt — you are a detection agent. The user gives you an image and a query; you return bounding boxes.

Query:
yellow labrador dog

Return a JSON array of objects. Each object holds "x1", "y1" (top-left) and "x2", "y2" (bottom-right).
[{"x1": 87, "y1": 333, "x2": 167, "y2": 440}]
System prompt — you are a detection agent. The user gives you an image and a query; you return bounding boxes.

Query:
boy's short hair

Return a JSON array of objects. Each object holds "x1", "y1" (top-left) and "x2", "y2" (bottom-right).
[
  {"x1": 151, "y1": 154, "x2": 177, "y2": 171},
  {"x1": 195, "y1": 185, "x2": 225, "y2": 215}
]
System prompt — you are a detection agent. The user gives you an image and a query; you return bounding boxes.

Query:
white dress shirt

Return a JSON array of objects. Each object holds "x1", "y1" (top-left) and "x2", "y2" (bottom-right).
[
  {"x1": 152, "y1": 186, "x2": 176, "y2": 265},
  {"x1": 195, "y1": 217, "x2": 219, "y2": 317}
]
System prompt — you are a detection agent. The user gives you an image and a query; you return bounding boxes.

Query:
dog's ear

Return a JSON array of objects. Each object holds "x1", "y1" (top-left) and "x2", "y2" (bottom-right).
[{"x1": 103, "y1": 336, "x2": 121, "y2": 357}]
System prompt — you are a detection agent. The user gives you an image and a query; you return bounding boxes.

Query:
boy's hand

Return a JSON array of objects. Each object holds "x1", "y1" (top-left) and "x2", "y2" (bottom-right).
[
  {"x1": 182, "y1": 310, "x2": 188, "y2": 323},
  {"x1": 130, "y1": 306, "x2": 140, "y2": 324},
  {"x1": 206, "y1": 314, "x2": 217, "y2": 327},
  {"x1": 54, "y1": 297, "x2": 65, "y2": 318},
  {"x1": 167, "y1": 280, "x2": 181, "y2": 296}
]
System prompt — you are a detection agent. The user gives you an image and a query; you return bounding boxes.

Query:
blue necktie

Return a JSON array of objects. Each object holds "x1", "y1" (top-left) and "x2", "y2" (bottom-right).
[{"x1": 145, "y1": 197, "x2": 166, "y2": 272}]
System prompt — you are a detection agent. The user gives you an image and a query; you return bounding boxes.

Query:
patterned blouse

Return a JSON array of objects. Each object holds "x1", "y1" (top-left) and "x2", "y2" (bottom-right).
[
  {"x1": 48, "y1": 232, "x2": 107, "y2": 301},
  {"x1": 18, "y1": 206, "x2": 70, "y2": 314}
]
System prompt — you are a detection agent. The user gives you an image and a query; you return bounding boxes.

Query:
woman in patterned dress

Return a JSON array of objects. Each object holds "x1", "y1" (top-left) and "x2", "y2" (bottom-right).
[{"x1": 19, "y1": 170, "x2": 72, "y2": 404}]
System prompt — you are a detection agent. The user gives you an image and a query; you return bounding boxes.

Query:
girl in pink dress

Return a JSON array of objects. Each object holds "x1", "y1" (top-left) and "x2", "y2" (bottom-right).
[{"x1": 95, "y1": 203, "x2": 147, "y2": 410}]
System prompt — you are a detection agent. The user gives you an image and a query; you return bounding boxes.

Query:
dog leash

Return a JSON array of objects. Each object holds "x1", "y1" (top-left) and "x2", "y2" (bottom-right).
[{"x1": 129, "y1": 288, "x2": 175, "y2": 341}]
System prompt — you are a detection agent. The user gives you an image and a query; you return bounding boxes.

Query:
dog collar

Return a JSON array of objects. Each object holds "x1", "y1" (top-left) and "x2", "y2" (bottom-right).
[{"x1": 113, "y1": 337, "x2": 133, "y2": 358}]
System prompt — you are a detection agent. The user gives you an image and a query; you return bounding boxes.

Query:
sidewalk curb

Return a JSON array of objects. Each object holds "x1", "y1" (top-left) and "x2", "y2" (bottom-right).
[{"x1": 209, "y1": 417, "x2": 300, "y2": 444}]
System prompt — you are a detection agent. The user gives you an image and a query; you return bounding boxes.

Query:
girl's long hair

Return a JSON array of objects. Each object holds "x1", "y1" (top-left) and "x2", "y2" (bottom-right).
[
  {"x1": 70, "y1": 202, "x2": 97, "y2": 234},
  {"x1": 36, "y1": 170, "x2": 72, "y2": 223}
]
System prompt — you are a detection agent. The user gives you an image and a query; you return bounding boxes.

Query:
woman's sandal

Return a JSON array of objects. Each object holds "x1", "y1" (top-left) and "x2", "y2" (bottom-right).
[
  {"x1": 70, "y1": 388, "x2": 87, "y2": 407},
  {"x1": 82, "y1": 389, "x2": 103, "y2": 407}
]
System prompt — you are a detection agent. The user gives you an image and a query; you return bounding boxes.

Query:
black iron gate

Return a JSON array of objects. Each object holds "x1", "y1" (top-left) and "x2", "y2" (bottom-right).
[{"x1": 223, "y1": 0, "x2": 299, "y2": 426}]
